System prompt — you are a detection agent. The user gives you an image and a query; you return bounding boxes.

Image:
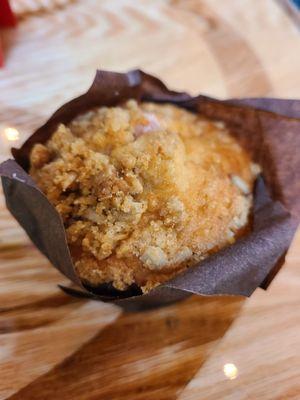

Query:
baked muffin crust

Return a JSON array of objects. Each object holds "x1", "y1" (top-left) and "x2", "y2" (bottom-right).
[{"x1": 29, "y1": 100, "x2": 259, "y2": 292}]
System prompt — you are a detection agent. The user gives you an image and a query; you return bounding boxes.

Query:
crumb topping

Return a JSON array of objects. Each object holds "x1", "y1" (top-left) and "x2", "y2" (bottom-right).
[{"x1": 29, "y1": 100, "x2": 259, "y2": 292}]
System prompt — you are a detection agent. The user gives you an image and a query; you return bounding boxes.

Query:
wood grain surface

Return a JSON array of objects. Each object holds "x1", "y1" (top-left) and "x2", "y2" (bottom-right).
[{"x1": 0, "y1": 1, "x2": 300, "y2": 399}]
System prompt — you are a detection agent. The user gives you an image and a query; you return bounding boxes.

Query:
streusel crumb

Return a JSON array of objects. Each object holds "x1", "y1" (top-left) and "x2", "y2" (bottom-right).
[{"x1": 29, "y1": 100, "x2": 260, "y2": 292}]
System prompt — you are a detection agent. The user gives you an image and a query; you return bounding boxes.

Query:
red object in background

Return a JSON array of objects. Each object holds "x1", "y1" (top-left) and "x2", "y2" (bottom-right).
[
  {"x1": 0, "y1": 0, "x2": 17, "y2": 66},
  {"x1": 0, "y1": 0, "x2": 16, "y2": 27}
]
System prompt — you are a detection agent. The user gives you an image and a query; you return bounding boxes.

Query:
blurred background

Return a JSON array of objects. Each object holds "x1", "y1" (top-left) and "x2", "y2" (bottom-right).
[
  {"x1": 0, "y1": 1, "x2": 300, "y2": 399},
  {"x1": 1, "y1": 0, "x2": 300, "y2": 159}
]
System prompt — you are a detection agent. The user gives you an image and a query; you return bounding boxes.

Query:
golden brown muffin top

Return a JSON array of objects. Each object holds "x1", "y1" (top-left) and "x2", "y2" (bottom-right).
[{"x1": 29, "y1": 100, "x2": 259, "y2": 292}]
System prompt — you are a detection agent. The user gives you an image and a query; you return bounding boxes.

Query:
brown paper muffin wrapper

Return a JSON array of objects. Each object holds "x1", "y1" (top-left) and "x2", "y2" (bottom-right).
[{"x1": 1, "y1": 70, "x2": 300, "y2": 310}]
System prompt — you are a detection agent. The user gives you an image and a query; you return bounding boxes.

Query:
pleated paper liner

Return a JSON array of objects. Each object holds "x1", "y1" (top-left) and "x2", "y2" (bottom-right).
[{"x1": 1, "y1": 70, "x2": 299, "y2": 310}]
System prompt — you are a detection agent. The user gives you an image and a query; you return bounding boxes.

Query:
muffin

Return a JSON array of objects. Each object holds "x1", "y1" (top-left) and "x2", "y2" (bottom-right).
[{"x1": 29, "y1": 100, "x2": 260, "y2": 293}]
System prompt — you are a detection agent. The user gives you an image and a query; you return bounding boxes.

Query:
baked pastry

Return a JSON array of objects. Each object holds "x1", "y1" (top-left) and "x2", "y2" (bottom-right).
[{"x1": 29, "y1": 100, "x2": 260, "y2": 292}]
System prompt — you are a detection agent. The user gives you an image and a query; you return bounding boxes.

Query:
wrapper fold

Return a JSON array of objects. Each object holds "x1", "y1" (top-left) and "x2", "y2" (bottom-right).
[{"x1": 1, "y1": 70, "x2": 299, "y2": 310}]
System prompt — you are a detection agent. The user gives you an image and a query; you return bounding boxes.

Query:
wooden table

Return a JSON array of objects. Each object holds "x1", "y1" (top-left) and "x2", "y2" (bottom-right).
[{"x1": 0, "y1": 1, "x2": 300, "y2": 399}]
